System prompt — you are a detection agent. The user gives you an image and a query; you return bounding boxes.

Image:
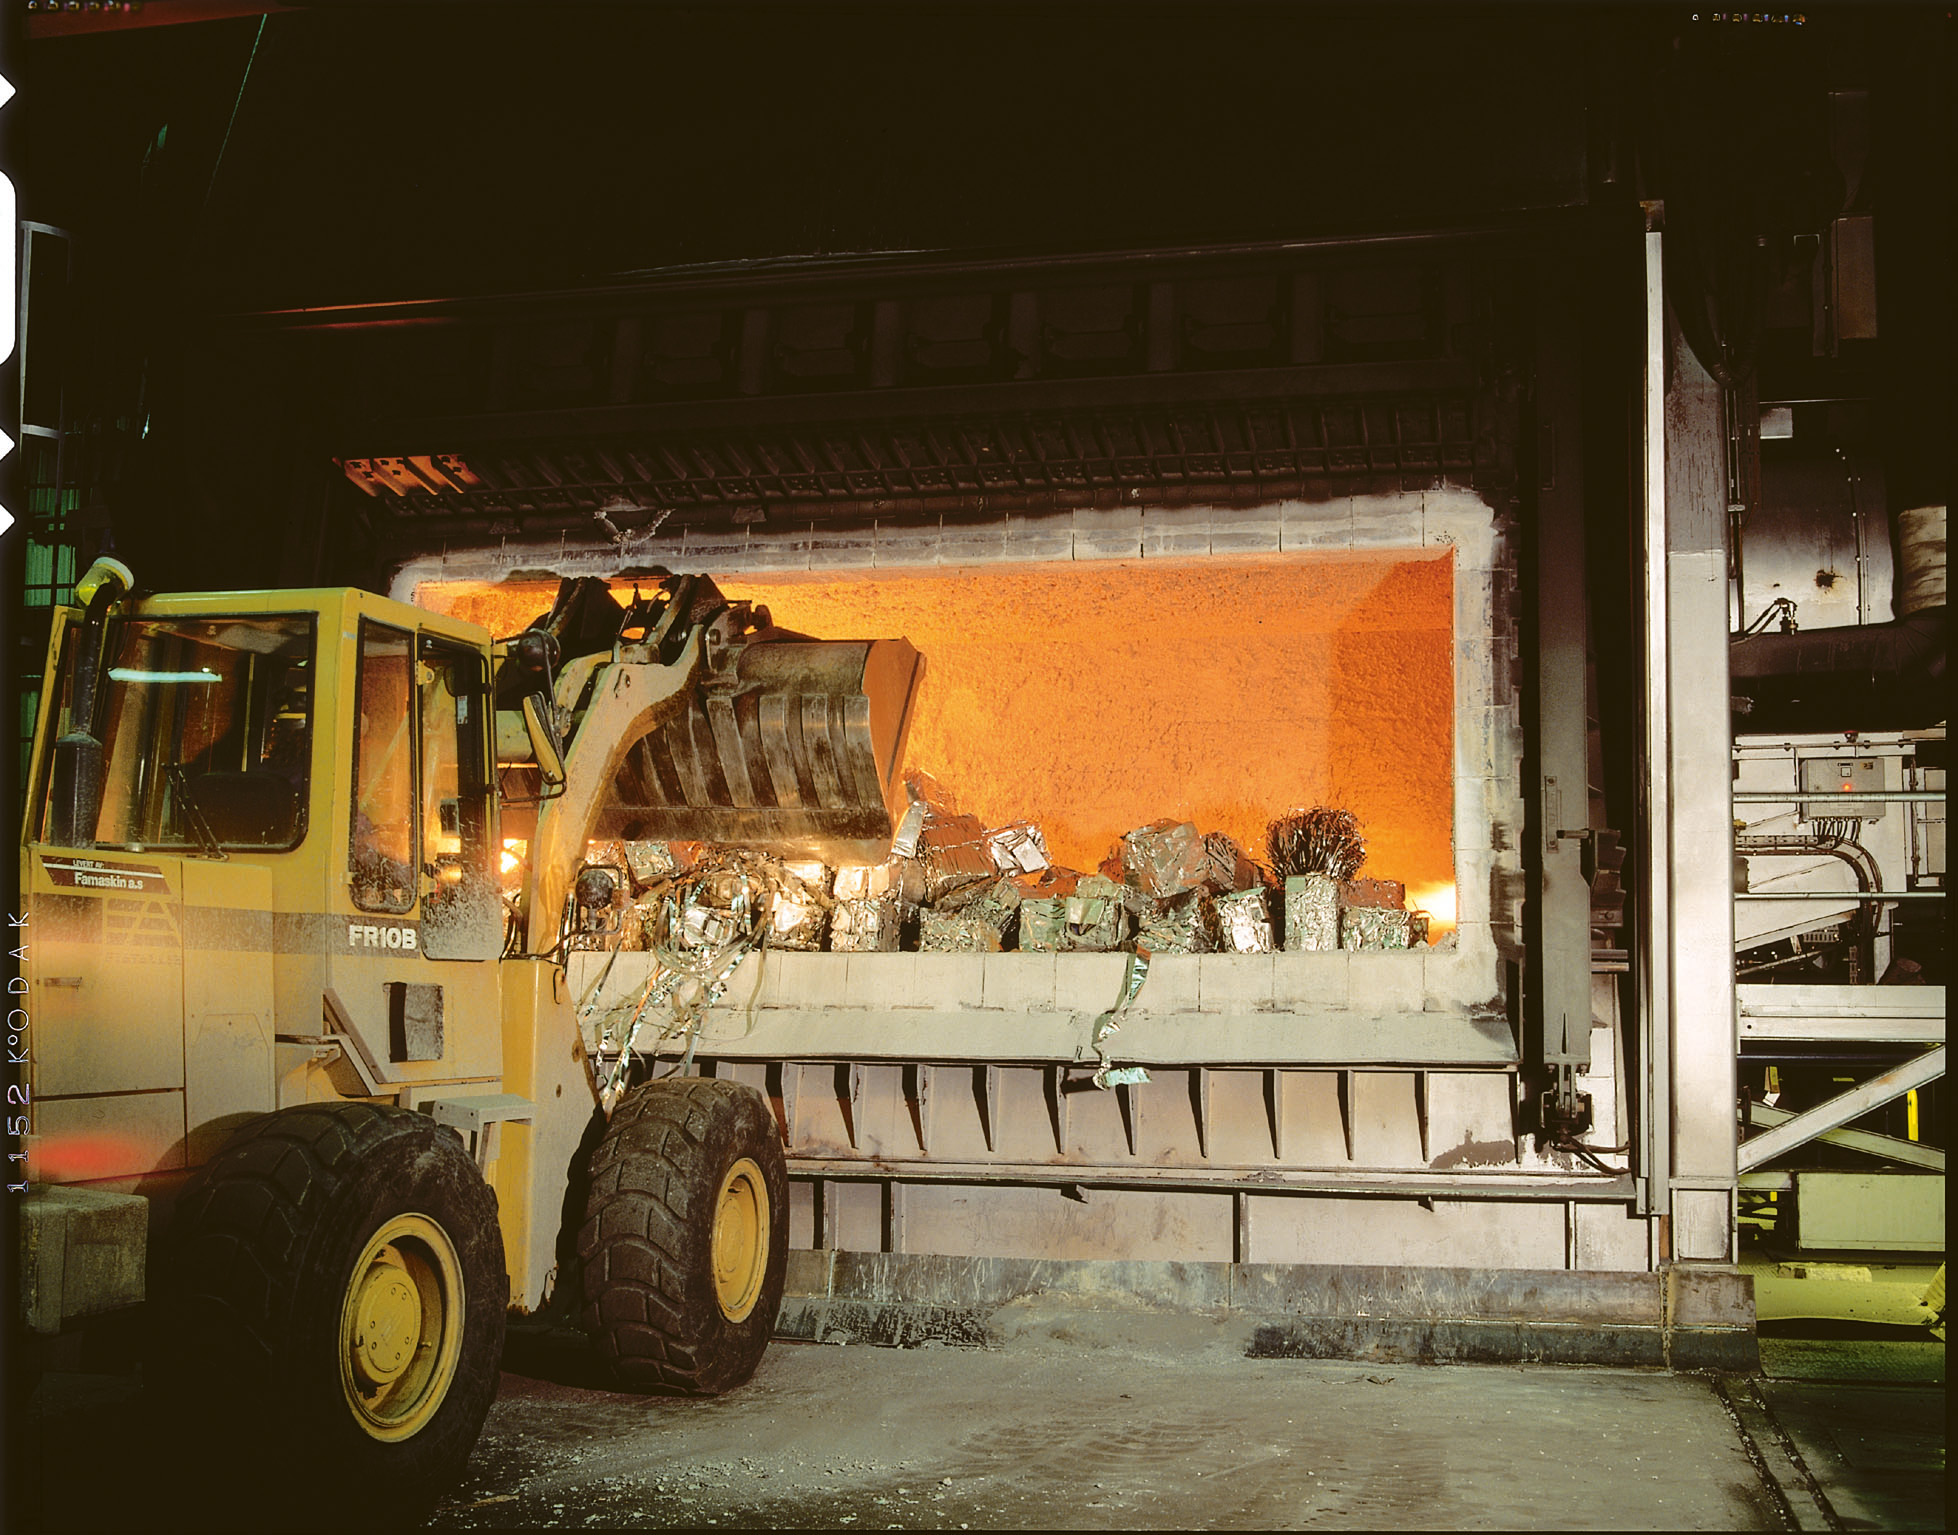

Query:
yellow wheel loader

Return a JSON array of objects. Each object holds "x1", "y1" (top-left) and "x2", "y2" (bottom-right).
[{"x1": 14, "y1": 558, "x2": 922, "y2": 1505}]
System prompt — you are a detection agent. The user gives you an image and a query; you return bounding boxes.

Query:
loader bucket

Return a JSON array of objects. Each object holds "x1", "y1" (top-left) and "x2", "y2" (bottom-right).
[{"x1": 592, "y1": 637, "x2": 924, "y2": 865}]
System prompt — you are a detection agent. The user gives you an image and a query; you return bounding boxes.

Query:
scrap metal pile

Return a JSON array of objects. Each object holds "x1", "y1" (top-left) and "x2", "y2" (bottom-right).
[{"x1": 567, "y1": 785, "x2": 1430, "y2": 966}]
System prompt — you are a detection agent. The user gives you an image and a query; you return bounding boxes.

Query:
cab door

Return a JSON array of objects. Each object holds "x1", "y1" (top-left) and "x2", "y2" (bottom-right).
[{"x1": 327, "y1": 622, "x2": 503, "y2": 1087}]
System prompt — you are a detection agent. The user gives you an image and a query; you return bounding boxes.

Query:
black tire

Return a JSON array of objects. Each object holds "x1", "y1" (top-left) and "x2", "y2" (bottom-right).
[
  {"x1": 577, "y1": 1077, "x2": 789, "y2": 1395},
  {"x1": 154, "y1": 1103, "x2": 506, "y2": 1522}
]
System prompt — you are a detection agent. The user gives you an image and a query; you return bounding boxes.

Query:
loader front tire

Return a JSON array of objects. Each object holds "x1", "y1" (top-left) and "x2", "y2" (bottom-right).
[
  {"x1": 577, "y1": 1077, "x2": 789, "y2": 1395},
  {"x1": 156, "y1": 1103, "x2": 506, "y2": 1519}
]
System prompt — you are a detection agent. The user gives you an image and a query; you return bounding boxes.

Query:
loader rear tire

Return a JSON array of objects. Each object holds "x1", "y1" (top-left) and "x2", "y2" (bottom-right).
[
  {"x1": 577, "y1": 1077, "x2": 789, "y2": 1395},
  {"x1": 155, "y1": 1103, "x2": 506, "y2": 1521}
]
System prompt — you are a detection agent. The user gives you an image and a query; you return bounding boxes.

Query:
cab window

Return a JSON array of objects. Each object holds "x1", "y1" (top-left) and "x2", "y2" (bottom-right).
[
  {"x1": 350, "y1": 622, "x2": 416, "y2": 912},
  {"x1": 79, "y1": 614, "x2": 314, "y2": 852}
]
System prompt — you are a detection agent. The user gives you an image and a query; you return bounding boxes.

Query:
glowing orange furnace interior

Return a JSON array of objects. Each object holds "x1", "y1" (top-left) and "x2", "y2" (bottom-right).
[{"x1": 418, "y1": 552, "x2": 1456, "y2": 935}]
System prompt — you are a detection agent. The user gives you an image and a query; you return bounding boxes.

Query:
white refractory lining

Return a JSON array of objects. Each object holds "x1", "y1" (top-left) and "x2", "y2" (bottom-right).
[{"x1": 1896, "y1": 505, "x2": 1947, "y2": 615}]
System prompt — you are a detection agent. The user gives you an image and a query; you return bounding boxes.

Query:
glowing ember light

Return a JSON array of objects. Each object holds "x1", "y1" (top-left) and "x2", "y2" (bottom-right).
[
  {"x1": 420, "y1": 554, "x2": 1454, "y2": 915},
  {"x1": 500, "y1": 840, "x2": 527, "y2": 876},
  {"x1": 1408, "y1": 882, "x2": 1457, "y2": 940}
]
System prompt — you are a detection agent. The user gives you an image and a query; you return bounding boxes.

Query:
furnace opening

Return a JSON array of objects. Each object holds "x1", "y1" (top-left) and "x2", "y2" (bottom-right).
[{"x1": 419, "y1": 552, "x2": 1456, "y2": 938}]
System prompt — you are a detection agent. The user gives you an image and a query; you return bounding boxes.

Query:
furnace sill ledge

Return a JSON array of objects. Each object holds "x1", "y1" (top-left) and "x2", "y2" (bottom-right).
[{"x1": 571, "y1": 947, "x2": 1516, "y2": 1069}]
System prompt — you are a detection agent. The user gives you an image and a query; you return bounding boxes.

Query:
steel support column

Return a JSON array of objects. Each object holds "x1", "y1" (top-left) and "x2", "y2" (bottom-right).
[
  {"x1": 1528, "y1": 259, "x2": 1596, "y2": 1131},
  {"x1": 1660, "y1": 238, "x2": 1740, "y2": 1262}
]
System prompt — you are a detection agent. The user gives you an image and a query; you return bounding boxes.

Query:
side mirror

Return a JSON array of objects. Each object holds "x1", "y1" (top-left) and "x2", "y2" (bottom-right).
[{"x1": 521, "y1": 693, "x2": 567, "y2": 788}]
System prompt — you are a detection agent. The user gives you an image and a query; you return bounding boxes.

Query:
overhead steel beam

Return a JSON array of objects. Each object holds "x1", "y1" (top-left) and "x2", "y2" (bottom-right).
[
  {"x1": 1736, "y1": 1046, "x2": 1946, "y2": 1172},
  {"x1": 359, "y1": 358, "x2": 1479, "y2": 455}
]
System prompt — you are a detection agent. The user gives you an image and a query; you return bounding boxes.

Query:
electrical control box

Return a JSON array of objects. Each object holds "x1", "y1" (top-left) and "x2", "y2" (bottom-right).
[{"x1": 1798, "y1": 754, "x2": 1886, "y2": 821}]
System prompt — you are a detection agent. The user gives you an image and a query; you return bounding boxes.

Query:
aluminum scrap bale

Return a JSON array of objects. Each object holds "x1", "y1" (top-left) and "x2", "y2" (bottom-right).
[
  {"x1": 1117, "y1": 819, "x2": 1210, "y2": 899},
  {"x1": 765, "y1": 862, "x2": 831, "y2": 952},
  {"x1": 1339, "y1": 877, "x2": 1406, "y2": 911},
  {"x1": 919, "y1": 810, "x2": 996, "y2": 903},
  {"x1": 1341, "y1": 906, "x2": 1412, "y2": 951},
  {"x1": 1017, "y1": 897, "x2": 1067, "y2": 952},
  {"x1": 987, "y1": 821, "x2": 1050, "y2": 875},
  {"x1": 1214, "y1": 887, "x2": 1275, "y2": 953},
  {"x1": 1060, "y1": 874, "x2": 1132, "y2": 952},
  {"x1": 918, "y1": 909, "x2": 1003, "y2": 952},
  {"x1": 1136, "y1": 887, "x2": 1221, "y2": 954},
  {"x1": 832, "y1": 863, "x2": 892, "y2": 901},
  {"x1": 830, "y1": 894, "x2": 901, "y2": 951},
  {"x1": 1283, "y1": 873, "x2": 1340, "y2": 952},
  {"x1": 1013, "y1": 865, "x2": 1081, "y2": 899},
  {"x1": 939, "y1": 874, "x2": 1021, "y2": 945}
]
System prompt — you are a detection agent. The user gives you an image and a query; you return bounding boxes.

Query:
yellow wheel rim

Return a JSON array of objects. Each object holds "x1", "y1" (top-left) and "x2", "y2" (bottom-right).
[
  {"x1": 711, "y1": 1158, "x2": 769, "y2": 1323},
  {"x1": 337, "y1": 1213, "x2": 465, "y2": 1442}
]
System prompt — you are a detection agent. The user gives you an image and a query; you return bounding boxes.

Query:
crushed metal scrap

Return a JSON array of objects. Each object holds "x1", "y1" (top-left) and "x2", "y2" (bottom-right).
[{"x1": 567, "y1": 799, "x2": 1434, "y2": 1095}]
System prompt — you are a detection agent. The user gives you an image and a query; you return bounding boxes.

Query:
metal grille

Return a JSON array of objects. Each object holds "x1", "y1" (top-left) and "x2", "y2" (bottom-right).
[{"x1": 343, "y1": 393, "x2": 1477, "y2": 533}]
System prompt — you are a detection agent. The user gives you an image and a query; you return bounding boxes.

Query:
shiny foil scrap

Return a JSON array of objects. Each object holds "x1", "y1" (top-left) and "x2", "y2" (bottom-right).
[
  {"x1": 1119, "y1": 818, "x2": 1210, "y2": 899},
  {"x1": 1017, "y1": 898, "x2": 1066, "y2": 952},
  {"x1": 919, "y1": 909, "x2": 1004, "y2": 952},
  {"x1": 766, "y1": 894, "x2": 827, "y2": 951},
  {"x1": 1061, "y1": 875, "x2": 1132, "y2": 952},
  {"x1": 830, "y1": 894, "x2": 901, "y2": 951},
  {"x1": 623, "y1": 840, "x2": 683, "y2": 884},
  {"x1": 987, "y1": 821, "x2": 1051, "y2": 875},
  {"x1": 938, "y1": 875, "x2": 1021, "y2": 943},
  {"x1": 678, "y1": 901, "x2": 743, "y2": 952},
  {"x1": 1340, "y1": 906, "x2": 1413, "y2": 951},
  {"x1": 1137, "y1": 887, "x2": 1221, "y2": 954},
  {"x1": 832, "y1": 863, "x2": 895, "y2": 902},
  {"x1": 919, "y1": 810, "x2": 997, "y2": 903},
  {"x1": 1283, "y1": 873, "x2": 1340, "y2": 951},
  {"x1": 1214, "y1": 887, "x2": 1275, "y2": 953}
]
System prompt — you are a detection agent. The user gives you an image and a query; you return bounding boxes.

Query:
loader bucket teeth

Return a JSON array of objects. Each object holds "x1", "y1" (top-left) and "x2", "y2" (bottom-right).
[{"x1": 598, "y1": 637, "x2": 924, "y2": 865}]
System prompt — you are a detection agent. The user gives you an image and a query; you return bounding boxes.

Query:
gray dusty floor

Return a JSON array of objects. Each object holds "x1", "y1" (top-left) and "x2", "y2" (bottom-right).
[
  {"x1": 432, "y1": 1301, "x2": 1783, "y2": 1532},
  {"x1": 11, "y1": 1302, "x2": 1943, "y2": 1532}
]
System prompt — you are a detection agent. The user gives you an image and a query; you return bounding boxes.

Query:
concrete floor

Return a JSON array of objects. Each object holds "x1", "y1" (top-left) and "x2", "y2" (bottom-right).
[{"x1": 12, "y1": 1297, "x2": 1941, "y2": 1532}]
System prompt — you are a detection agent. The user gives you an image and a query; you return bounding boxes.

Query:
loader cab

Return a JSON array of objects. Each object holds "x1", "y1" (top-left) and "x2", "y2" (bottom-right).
[{"x1": 22, "y1": 588, "x2": 509, "y2": 1185}]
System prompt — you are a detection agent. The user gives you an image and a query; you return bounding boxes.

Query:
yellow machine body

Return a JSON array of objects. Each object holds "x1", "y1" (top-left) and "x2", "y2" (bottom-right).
[{"x1": 18, "y1": 582, "x2": 920, "y2": 1320}]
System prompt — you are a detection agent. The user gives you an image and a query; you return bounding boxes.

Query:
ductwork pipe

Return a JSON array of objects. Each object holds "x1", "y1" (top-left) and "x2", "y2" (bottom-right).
[{"x1": 1731, "y1": 504, "x2": 1946, "y2": 729}]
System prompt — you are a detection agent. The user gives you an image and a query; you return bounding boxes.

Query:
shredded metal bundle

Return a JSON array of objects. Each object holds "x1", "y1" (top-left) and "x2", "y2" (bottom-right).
[
  {"x1": 624, "y1": 840, "x2": 685, "y2": 885},
  {"x1": 1267, "y1": 806, "x2": 1367, "y2": 880},
  {"x1": 938, "y1": 874, "x2": 1021, "y2": 941},
  {"x1": 1200, "y1": 831, "x2": 1262, "y2": 893}
]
